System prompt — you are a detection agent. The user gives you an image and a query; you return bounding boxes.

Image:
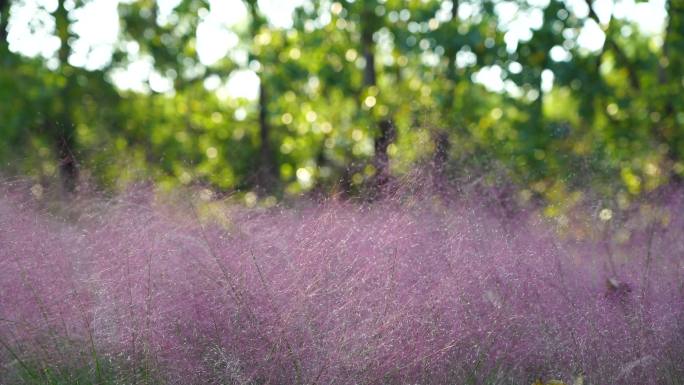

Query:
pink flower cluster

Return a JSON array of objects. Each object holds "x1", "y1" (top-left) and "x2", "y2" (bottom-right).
[{"x1": 1, "y1": 187, "x2": 683, "y2": 384}]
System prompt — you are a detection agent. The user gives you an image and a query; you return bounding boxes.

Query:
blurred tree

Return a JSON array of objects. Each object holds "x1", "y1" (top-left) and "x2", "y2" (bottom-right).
[
  {"x1": 52, "y1": 0, "x2": 78, "y2": 193},
  {"x1": 0, "y1": 0, "x2": 681, "y2": 210},
  {"x1": 335, "y1": 0, "x2": 397, "y2": 192},
  {"x1": 658, "y1": 0, "x2": 683, "y2": 165},
  {"x1": 0, "y1": 0, "x2": 9, "y2": 46},
  {"x1": 245, "y1": 0, "x2": 278, "y2": 190},
  {"x1": 432, "y1": 0, "x2": 460, "y2": 188}
]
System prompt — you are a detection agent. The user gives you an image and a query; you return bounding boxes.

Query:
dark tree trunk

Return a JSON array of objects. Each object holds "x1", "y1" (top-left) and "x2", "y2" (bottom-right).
[
  {"x1": 533, "y1": 68, "x2": 544, "y2": 125},
  {"x1": 246, "y1": 0, "x2": 277, "y2": 191},
  {"x1": 444, "y1": 0, "x2": 459, "y2": 83},
  {"x1": 360, "y1": 6, "x2": 395, "y2": 193},
  {"x1": 431, "y1": 0, "x2": 459, "y2": 192},
  {"x1": 0, "y1": 0, "x2": 10, "y2": 47},
  {"x1": 373, "y1": 119, "x2": 396, "y2": 188},
  {"x1": 56, "y1": 0, "x2": 70, "y2": 67},
  {"x1": 54, "y1": 0, "x2": 78, "y2": 194},
  {"x1": 431, "y1": 130, "x2": 450, "y2": 192},
  {"x1": 55, "y1": 124, "x2": 78, "y2": 194},
  {"x1": 361, "y1": 25, "x2": 376, "y2": 87}
]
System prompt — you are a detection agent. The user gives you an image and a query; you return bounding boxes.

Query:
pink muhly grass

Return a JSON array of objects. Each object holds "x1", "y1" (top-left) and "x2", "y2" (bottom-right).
[{"x1": 0, "y1": 183, "x2": 683, "y2": 385}]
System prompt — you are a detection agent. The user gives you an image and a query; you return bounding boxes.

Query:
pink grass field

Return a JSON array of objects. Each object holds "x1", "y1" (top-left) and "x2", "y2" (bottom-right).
[{"x1": 1, "y1": 183, "x2": 683, "y2": 385}]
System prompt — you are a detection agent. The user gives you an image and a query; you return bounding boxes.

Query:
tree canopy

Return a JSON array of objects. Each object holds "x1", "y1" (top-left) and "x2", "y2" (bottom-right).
[{"x1": 1, "y1": 0, "x2": 682, "y2": 211}]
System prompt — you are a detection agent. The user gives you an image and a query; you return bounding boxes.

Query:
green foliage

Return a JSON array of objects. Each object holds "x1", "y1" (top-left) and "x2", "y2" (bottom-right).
[{"x1": 0, "y1": 0, "x2": 681, "y2": 208}]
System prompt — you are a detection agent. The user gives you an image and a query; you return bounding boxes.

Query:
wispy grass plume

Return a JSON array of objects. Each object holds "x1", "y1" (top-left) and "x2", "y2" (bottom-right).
[{"x1": 1, "y1": 183, "x2": 683, "y2": 384}]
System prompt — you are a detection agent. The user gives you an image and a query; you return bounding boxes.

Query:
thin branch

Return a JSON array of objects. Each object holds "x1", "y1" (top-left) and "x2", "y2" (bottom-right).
[{"x1": 584, "y1": 0, "x2": 641, "y2": 90}]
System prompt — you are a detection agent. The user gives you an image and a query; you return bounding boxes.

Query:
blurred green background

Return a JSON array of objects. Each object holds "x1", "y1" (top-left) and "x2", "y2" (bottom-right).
[{"x1": 0, "y1": 0, "x2": 682, "y2": 210}]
